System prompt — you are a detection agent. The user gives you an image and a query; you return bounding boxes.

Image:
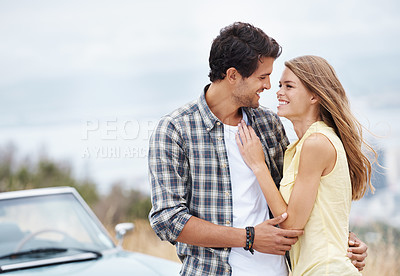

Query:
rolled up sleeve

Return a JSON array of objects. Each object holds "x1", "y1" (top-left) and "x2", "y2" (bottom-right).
[{"x1": 148, "y1": 116, "x2": 192, "y2": 243}]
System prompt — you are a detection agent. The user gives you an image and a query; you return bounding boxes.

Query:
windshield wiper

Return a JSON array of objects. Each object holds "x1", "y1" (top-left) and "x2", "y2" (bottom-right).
[
  {"x1": 0, "y1": 247, "x2": 102, "y2": 260},
  {"x1": 0, "y1": 248, "x2": 67, "y2": 260}
]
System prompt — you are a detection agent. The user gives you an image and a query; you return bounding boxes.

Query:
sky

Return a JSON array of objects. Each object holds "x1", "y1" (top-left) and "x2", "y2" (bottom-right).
[{"x1": 1, "y1": 0, "x2": 399, "y2": 197}]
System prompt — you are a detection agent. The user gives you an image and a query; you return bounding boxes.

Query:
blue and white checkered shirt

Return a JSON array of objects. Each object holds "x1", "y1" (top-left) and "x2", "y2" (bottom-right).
[{"x1": 148, "y1": 88, "x2": 289, "y2": 275}]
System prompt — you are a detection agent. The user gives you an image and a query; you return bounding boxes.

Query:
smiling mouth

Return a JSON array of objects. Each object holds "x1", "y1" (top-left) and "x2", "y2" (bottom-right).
[{"x1": 278, "y1": 100, "x2": 288, "y2": 106}]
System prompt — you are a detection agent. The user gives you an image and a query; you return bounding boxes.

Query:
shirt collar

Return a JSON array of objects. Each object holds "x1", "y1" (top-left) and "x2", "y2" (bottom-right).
[
  {"x1": 242, "y1": 107, "x2": 256, "y2": 126},
  {"x1": 197, "y1": 85, "x2": 220, "y2": 132}
]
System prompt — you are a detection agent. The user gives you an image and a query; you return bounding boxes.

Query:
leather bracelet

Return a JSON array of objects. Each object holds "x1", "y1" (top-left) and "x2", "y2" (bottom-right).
[{"x1": 243, "y1": 226, "x2": 255, "y2": 255}]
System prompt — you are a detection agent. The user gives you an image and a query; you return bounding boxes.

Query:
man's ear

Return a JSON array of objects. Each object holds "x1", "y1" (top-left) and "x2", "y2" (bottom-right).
[{"x1": 226, "y1": 67, "x2": 238, "y2": 84}]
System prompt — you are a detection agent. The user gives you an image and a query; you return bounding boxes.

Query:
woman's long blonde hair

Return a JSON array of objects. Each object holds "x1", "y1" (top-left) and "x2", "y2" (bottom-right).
[{"x1": 285, "y1": 55, "x2": 375, "y2": 200}]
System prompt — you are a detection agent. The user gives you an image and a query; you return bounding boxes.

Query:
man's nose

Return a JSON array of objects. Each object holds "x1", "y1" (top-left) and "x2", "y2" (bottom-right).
[{"x1": 263, "y1": 79, "x2": 271, "y2": 90}]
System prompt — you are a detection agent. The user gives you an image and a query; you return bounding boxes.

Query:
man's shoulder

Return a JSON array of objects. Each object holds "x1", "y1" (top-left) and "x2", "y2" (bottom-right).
[
  {"x1": 167, "y1": 98, "x2": 200, "y2": 120},
  {"x1": 155, "y1": 98, "x2": 201, "y2": 131}
]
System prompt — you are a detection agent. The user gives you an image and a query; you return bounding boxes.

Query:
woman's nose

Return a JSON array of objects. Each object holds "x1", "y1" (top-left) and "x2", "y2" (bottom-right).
[{"x1": 276, "y1": 88, "x2": 283, "y2": 97}]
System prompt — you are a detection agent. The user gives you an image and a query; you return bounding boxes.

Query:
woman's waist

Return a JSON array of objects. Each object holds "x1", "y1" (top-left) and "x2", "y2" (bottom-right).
[{"x1": 291, "y1": 254, "x2": 361, "y2": 276}]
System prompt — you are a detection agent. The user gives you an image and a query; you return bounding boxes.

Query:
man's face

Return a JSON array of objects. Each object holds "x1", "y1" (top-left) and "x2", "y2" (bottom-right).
[{"x1": 232, "y1": 57, "x2": 274, "y2": 109}]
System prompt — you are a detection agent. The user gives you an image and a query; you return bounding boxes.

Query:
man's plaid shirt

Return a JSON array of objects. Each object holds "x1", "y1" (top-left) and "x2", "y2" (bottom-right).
[{"x1": 148, "y1": 90, "x2": 289, "y2": 275}]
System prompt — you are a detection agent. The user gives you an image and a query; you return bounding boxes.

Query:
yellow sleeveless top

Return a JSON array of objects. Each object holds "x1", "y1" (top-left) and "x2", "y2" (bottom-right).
[{"x1": 279, "y1": 121, "x2": 360, "y2": 275}]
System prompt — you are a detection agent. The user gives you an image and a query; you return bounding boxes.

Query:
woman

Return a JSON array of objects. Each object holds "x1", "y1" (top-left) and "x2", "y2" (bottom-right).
[{"x1": 236, "y1": 55, "x2": 375, "y2": 275}]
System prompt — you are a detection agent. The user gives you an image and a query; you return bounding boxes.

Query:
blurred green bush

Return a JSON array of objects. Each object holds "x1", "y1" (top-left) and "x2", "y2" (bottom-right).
[{"x1": 0, "y1": 143, "x2": 151, "y2": 223}]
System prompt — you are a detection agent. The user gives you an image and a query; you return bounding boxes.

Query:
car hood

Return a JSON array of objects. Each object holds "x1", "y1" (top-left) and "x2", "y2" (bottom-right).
[{"x1": 3, "y1": 250, "x2": 181, "y2": 276}]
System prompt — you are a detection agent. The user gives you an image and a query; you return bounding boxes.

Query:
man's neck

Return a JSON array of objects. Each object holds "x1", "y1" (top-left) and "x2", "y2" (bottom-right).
[{"x1": 205, "y1": 82, "x2": 242, "y2": 126}]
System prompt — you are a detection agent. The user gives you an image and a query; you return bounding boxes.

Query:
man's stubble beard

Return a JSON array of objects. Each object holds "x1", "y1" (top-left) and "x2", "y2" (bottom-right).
[{"x1": 232, "y1": 85, "x2": 260, "y2": 109}]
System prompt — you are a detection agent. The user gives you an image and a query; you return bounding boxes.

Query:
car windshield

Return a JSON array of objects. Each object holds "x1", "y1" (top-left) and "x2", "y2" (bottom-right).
[{"x1": 0, "y1": 192, "x2": 114, "y2": 262}]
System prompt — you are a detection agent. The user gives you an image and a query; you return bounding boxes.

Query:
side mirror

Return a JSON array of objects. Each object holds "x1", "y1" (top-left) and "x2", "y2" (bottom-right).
[{"x1": 115, "y1": 222, "x2": 134, "y2": 247}]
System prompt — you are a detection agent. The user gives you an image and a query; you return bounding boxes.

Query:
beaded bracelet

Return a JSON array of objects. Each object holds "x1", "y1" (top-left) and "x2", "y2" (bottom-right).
[{"x1": 243, "y1": 226, "x2": 255, "y2": 254}]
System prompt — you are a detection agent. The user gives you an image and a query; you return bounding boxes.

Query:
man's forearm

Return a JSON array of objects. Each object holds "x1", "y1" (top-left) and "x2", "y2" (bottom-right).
[
  {"x1": 177, "y1": 214, "x2": 303, "y2": 256},
  {"x1": 176, "y1": 216, "x2": 246, "y2": 248}
]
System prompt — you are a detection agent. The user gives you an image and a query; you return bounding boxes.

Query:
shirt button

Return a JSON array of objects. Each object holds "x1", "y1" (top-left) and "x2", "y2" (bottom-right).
[
  {"x1": 222, "y1": 163, "x2": 227, "y2": 168},
  {"x1": 206, "y1": 127, "x2": 210, "y2": 131},
  {"x1": 225, "y1": 191, "x2": 230, "y2": 197},
  {"x1": 226, "y1": 220, "x2": 231, "y2": 225},
  {"x1": 218, "y1": 137, "x2": 223, "y2": 141},
  {"x1": 216, "y1": 122, "x2": 221, "y2": 126},
  {"x1": 224, "y1": 247, "x2": 228, "y2": 251},
  {"x1": 225, "y1": 268, "x2": 230, "y2": 272}
]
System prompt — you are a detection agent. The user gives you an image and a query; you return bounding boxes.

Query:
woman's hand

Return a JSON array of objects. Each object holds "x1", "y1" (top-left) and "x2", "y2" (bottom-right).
[{"x1": 235, "y1": 120, "x2": 267, "y2": 172}]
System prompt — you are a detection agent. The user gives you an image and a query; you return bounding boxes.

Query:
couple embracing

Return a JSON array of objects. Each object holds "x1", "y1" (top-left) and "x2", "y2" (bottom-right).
[{"x1": 149, "y1": 22, "x2": 374, "y2": 276}]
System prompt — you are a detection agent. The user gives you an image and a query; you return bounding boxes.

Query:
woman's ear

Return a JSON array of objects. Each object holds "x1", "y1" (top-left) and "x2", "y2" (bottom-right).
[{"x1": 310, "y1": 94, "x2": 319, "y2": 104}]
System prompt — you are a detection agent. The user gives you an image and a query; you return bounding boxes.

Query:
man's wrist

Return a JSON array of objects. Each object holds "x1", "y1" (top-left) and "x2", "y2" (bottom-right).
[{"x1": 243, "y1": 226, "x2": 255, "y2": 254}]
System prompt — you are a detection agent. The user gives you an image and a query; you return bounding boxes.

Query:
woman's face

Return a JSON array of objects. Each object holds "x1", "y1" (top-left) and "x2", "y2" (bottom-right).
[{"x1": 276, "y1": 67, "x2": 315, "y2": 121}]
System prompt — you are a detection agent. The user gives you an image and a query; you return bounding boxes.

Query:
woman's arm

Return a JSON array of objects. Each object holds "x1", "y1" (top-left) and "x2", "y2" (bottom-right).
[{"x1": 236, "y1": 122, "x2": 336, "y2": 230}]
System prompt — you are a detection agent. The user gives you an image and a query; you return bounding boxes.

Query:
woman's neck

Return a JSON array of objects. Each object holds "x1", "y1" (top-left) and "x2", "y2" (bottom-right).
[{"x1": 291, "y1": 116, "x2": 321, "y2": 140}]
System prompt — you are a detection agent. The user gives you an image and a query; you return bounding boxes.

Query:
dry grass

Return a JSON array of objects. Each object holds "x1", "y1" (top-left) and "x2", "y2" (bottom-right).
[
  {"x1": 358, "y1": 228, "x2": 400, "y2": 276},
  {"x1": 361, "y1": 244, "x2": 400, "y2": 276},
  {"x1": 107, "y1": 219, "x2": 400, "y2": 275}
]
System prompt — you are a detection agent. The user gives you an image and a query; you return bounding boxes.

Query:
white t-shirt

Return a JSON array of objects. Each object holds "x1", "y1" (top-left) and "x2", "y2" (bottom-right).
[{"x1": 225, "y1": 111, "x2": 288, "y2": 276}]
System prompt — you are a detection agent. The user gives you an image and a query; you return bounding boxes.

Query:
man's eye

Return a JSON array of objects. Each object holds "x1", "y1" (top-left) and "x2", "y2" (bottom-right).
[{"x1": 260, "y1": 77, "x2": 266, "y2": 80}]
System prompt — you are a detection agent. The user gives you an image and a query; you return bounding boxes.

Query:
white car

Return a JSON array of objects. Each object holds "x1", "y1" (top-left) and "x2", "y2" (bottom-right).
[{"x1": 0, "y1": 187, "x2": 180, "y2": 275}]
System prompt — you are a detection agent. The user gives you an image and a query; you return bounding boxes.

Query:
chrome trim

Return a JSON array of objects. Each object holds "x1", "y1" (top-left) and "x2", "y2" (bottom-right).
[
  {"x1": 0, "y1": 186, "x2": 76, "y2": 200},
  {"x1": 0, "y1": 252, "x2": 98, "y2": 272}
]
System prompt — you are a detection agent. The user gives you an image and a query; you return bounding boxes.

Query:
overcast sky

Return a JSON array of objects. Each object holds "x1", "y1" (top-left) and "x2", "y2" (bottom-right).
[{"x1": 0, "y1": 0, "x2": 399, "y2": 193}]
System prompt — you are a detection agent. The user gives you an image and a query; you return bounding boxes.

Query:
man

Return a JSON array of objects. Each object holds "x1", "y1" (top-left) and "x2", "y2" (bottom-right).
[{"x1": 148, "y1": 22, "x2": 367, "y2": 275}]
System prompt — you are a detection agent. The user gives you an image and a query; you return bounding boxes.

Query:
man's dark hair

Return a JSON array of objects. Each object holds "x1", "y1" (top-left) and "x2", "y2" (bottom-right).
[{"x1": 208, "y1": 22, "x2": 282, "y2": 82}]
